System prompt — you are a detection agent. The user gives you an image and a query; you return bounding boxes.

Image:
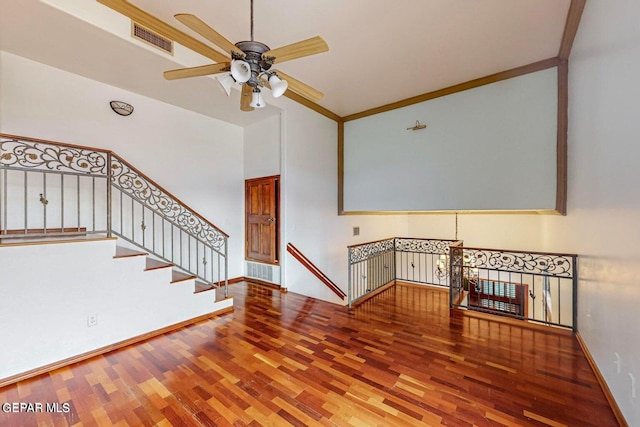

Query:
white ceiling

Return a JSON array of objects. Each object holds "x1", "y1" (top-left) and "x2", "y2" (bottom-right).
[{"x1": 0, "y1": 0, "x2": 571, "y2": 126}]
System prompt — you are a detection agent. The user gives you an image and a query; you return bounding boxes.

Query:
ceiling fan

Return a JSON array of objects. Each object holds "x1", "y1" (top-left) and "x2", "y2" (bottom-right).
[{"x1": 98, "y1": 0, "x2": 328, "y2": 112}]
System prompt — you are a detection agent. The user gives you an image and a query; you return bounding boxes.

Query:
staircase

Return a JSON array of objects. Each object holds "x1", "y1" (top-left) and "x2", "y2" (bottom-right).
[
  {"x1": 0, "y1": 133, "x2": 232, "y2": 386},
  {"x1": 114, "y1": 245, "x2": 218, "y2": 295},
  {"x1": 0, "y1": 133, "x2": 229, "y2": 295}
]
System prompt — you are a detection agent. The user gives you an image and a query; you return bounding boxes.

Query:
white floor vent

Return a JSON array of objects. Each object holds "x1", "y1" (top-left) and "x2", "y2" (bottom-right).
[{"x1": 246, "y1": 261, "x2": 280, "y2": 285}]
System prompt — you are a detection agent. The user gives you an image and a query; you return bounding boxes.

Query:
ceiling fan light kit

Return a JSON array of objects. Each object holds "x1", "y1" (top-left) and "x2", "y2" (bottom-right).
[{"x1": 103, "y1": 0, "x2": 329, "y2": 112}]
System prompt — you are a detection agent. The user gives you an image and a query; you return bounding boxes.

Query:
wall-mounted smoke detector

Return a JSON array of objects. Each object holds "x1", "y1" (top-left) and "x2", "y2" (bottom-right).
[{"x1": 131, "y1": 22, "x2": 173, "y2": 55}]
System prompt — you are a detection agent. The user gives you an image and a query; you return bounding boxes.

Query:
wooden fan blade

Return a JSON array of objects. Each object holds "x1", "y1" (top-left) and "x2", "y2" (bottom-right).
[
  {"x1": 240, "y1": 85, "x2": 254, "y2": 112},
  {"x1": 264, "y1": 36, "x2": 328, "y2": 64},
  {"x1": 164, "y1": 63, "x2": 230, "y2": 80},
  {"x1": 97, "y1": 0, "x2": 228, "y2": 63},
  {"x1": 273, "y1": 70, "x2": 324, "y2": 102},
  {"x1": 174, "y1": 14, "x2": 242, "y2": 58}
]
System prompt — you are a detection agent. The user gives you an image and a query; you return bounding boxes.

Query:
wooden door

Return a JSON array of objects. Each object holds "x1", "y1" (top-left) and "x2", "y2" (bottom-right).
[{"x1": 245, "y1": 176, "x2": 279, "y2": 264}]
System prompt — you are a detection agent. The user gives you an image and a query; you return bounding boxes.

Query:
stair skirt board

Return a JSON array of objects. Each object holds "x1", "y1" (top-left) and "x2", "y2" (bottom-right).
[{"x1": 245, "y1": 261, "x2": 280, "y2": 285}]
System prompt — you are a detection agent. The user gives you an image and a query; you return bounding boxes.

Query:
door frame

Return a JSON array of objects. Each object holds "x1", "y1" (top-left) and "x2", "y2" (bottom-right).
[{"x1": 244, "y1": 175, "x2": 280, "y2": 265}]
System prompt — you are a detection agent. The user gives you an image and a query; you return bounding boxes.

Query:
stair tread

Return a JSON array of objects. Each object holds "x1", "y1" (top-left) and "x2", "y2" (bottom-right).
[
  {"x1": 145, "y1": 258, "x2": 174, "y2": 271},
  {"x1": 171, "y1": 270, "x2": 197, "y2": 284},
  {"x1": 114, "y1": 246, "x2": 148, "y2": 259},
  {"x1": 194, "y1": 280, "x2": 216, "y2": 294}
]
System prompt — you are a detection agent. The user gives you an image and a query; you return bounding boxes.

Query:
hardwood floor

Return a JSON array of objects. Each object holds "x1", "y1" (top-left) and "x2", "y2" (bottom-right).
[{"x1": 0, "y1": 282, "x2": 618, "y2": 426}]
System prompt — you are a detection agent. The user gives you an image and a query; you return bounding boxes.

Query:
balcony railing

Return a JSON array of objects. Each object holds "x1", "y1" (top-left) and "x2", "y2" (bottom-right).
[
  {"x1": 348, "y1": 238, "x2": 578, "y2": 331},
  {"x1": 347, "y1": 237, "x2": 462, "y2": 308},
  {"x1": 0, "y1": 134, "x2": 228, "y2": 296},
  {"x1": 450, "y1": 246, "x2": 577, "y2": 331}
]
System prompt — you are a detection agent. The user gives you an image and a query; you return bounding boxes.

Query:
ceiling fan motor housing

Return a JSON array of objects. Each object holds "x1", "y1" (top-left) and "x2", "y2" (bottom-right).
[{"x1": 234, "y1": 41, "x2": 274, "y2": 87}]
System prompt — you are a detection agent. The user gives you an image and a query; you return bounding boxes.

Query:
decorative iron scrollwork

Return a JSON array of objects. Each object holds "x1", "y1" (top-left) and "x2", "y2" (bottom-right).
[
  {"x1": 0, "y1": 138, "x2": 108, "y2": 176},
  {"x1": 455, "y1": 249, "x2": 574, "y2": 277},
  {"x1": 110, "y1": 156, "x2": 226, "y2": 250},
  {"x1": 394, "y1": 238, "x2": 459, "y2": 254},
  {"x1": 349, "y1": 239, "x2": 395, "y2": 264}
]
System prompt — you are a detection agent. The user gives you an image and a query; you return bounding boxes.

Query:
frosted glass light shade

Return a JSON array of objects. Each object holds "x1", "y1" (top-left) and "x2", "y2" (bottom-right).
[
  {"x1": 216, "y1": 74, "x2": 235, "y2": 96},
  {"x1": 230, "y1": 59, "x2": 251, "y2": 83},
  {"x1": 268, "y1": 74, "x2": 288, "y2": 98},
  {"x1": 249, "y1": 89, "x2": 265, "y2": 108}
]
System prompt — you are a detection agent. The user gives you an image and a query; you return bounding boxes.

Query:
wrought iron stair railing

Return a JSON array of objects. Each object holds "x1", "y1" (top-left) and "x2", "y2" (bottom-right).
[{"x1": 0, "y1": 133, "x2": 228, "y2": 296}]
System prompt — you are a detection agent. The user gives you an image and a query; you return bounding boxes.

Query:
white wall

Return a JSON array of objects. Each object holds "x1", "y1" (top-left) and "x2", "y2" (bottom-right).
[
  {"x1": 0, "y1": 239, "x2": 233, "y2": 380},
  {"x1": 343, "y1": 69, "x2": 558, "y2": 212},
  {"x1": 244, "y1": 114, "x2": 281, "y2": 179},
  {"x1": 541, "y1": 1, "x2": 640, "y2": 424},
  {"x1": 0, "y1": 51, "x2": 245, "y2": 278},
  {"x1": 270, "y1": 97, "x2": 408, "y2": 303},
  {"x1": 407, "y1": 213, "x2": 544, "y2": 251}
]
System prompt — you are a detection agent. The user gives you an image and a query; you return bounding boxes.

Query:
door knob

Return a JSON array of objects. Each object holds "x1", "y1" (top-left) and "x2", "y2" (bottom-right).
[{"x1": 267, "y1": 217, "x2": 276, "y2": 223}]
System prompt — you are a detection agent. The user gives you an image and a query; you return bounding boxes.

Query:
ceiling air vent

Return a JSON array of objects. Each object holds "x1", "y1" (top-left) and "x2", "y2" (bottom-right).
[{"x1": 131, "y1": 22, "x2": 173, "y2": 55}]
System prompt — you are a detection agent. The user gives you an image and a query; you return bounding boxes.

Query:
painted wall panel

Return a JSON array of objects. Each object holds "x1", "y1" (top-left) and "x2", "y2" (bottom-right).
[
  {"x1": 541, "y1": 1, "x2": 640, "y2": 424},
  {"x1": 244, "y1": 115, "x2": 281, "y2": 180},
  {"x1": 344, "y1": 68, "x2": 558, "y2": 211},
  {"x1": 0, "y1": 239, "x2": 232, "y2": 380}
]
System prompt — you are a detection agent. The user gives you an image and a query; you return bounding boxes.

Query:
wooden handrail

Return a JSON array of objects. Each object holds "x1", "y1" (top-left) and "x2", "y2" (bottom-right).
[
  {"x1": 0, "y1": 133, "x2": 229, "y2": 237},
  {"x1": 287, "y1": 243, "x2": 346, "y2": 300}
]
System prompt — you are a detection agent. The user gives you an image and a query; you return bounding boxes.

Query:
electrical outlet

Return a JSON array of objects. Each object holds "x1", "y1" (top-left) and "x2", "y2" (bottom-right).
[
  {"x1": 353, "y1": 226, "x2": 360, "y2": 236},
  {"x1": 87, "y1": 314, "x2": 98, "y2": 327}
]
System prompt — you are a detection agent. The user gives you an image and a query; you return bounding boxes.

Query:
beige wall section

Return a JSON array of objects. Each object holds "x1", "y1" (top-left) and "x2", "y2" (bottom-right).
[
  {"x1": 244, "y1": 115, "x2": 281, "y2": 180},
  {"x1": 343, "y1": 68, "x2": 558, "y2": 212},
  {"x1": 407, "y1": 213, "x2": 544, "y2": 251},
  {"x1": 541, "y1": 1, "x2": 640, "y2": 424}
]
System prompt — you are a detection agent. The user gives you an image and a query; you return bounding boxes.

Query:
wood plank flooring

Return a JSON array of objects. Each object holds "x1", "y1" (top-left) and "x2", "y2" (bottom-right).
[{"x1": 0, "y1": 282, "x2": 618, "y2": 426}]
